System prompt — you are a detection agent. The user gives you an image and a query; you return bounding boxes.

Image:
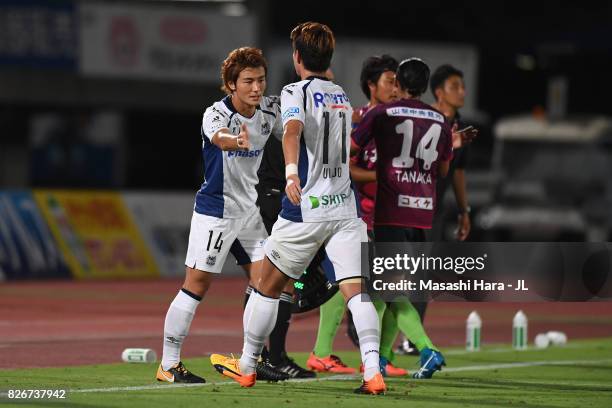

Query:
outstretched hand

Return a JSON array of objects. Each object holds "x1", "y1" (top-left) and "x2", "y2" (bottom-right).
[
  {"x1": 237, "y1": 124, "x2": 250, "y2": 150},
  {"x1": 455, "y1": 213, "x2": 471, "y2": 241},
  {"x1": 285, "y1": 174, "x2": 302, "y2": 205},
  {"x1": 452, "y1": 123, "x2": 478, "y2": 149}
]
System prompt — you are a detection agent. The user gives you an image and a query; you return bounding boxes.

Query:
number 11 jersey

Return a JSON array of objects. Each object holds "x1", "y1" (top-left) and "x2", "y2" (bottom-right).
[
  {"x1": 352, "y1": 98, "x2": 453, "y2": 229},
  {"x1": 280, "y1": 76, "x2": 359, "y2": 222}
]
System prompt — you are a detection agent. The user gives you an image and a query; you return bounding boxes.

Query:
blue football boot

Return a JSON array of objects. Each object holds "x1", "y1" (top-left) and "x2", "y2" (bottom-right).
[{"x1": 411, "y1": 348, "x2": 446, "y2": 379}]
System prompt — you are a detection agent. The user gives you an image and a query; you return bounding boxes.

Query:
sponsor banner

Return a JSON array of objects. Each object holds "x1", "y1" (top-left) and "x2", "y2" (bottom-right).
[
  {"x1": 79, "y1": 2, "x2": 255, "y2": 83},
  {"x1": 122, "y1": 192, "x2": 244, "y2": 277},
  {"x1": 0, "y1": 0, "x2": 77, "y2": 70},
  {"x1": 363, "y1": 242, "x2": 612, "y2": 302},
  {"x1": 33, "y1": 190, "x2": 159, "y2": 279},
  {"x1": 122, "y1": 192, "x2": 191, "y2": 278},
  {"x1": 0, "y1": 191, "x2": 70, "y2": 280}
]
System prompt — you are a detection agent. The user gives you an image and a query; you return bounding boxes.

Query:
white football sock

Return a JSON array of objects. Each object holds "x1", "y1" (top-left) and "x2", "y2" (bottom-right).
[
  {"x1": 161, "y1": 289, "x2": 201, "y2": 370},
  {"x1": 347, "y1": 293, "x2": 380, "y2": 380},
  {"x1": 240, "y1": 291, "x2": 279, "y2": 375}
]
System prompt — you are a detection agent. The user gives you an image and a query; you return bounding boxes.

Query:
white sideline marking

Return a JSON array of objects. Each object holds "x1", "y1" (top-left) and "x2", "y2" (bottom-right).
[
  {"x1": 66, "y1": 358, "x2": 612, "y2": 394},
  {"x1": 70, "y1": 375, "x2": 356, "y2": 393},
  {"x1": 443, "y1": 358, "x2": 612, "y2": 373},
  {"x1": 444, "y1": 343, "x2": 584, "y2": 356},
  {"x1": 475, "y1": 377, "x2": 612, "y2": 389}
]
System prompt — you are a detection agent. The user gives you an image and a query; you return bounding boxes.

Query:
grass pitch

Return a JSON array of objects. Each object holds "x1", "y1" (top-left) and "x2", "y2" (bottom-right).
[{"x1": 1, "y1": 338, "x2": 612, "y2": 407}]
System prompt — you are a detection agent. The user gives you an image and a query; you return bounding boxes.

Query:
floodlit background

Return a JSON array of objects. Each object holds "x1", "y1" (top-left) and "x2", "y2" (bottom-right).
[{"x1": 0, "y1": 0, "x2": 611, "y2": 376}]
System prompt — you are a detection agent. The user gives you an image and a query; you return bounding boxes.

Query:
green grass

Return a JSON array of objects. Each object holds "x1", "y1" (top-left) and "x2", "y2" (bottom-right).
[{"x1": 2, "y1": 338, "x2": 612, "y2": 407}]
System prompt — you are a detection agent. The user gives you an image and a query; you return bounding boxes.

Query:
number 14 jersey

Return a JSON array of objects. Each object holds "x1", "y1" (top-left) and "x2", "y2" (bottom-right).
[{"x1": 352, "y1": 98, "x2": 453, "y2": 229}]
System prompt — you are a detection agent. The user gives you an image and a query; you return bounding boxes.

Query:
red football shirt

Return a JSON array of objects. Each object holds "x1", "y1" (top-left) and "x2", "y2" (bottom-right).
[
  {"x1": 352, "y1": 98, "x2": 453, "y2": 229},
  {"x1": 351, "y1": 105, "x2": 377, "y2": 231}
]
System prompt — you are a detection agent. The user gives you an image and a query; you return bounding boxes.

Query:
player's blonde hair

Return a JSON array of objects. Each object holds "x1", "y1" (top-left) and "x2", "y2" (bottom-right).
[
  {"x1": 290, "y1": 22, "x2": 335, "y2": 72},
  {"x1": 220, "y1": 47, "x2": 267, "y2": 94}
]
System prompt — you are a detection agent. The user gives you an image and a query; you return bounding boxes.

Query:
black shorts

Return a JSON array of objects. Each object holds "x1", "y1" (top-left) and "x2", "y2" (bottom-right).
[
  {"x1": 373, "y1": 225, "x2": 427, "y2": 243},
  {"x1": 372, "y1": 225, "x2": 429, "y2": 303},
  {"x1": 256, "y1": 185, "x2": 282, "y2": 235}
]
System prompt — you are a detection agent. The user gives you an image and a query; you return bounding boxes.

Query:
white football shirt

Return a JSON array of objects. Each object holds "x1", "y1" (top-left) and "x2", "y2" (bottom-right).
[
  {"x1": 196, "y1": 95, "x2": 282, "y2": 219},
  {"x1": 280, "y1": 76, "x2": 358, "y2": 222}
]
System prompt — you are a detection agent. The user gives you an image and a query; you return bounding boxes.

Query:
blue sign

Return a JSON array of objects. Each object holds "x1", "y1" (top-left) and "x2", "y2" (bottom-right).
[
  {"x1": 0, "y1": 191, "x2": 70, "y2": 280},
  {"x1": 0, "y1": 0, "x2": 77, "y2": 70}
]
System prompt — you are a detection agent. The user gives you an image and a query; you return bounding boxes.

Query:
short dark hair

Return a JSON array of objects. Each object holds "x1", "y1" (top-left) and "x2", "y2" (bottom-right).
[
  {"x1": 290, "y1": 22, "x2": 335, "y2": 73},
  {"x1": 430, "y1": 64, "x2": 463, "y2": 100},
  {"x1": 359, "y1": 55, "x2": 399, "y2": 99},
  {"x1": 396, "y1": 58, "x2": 430, "y2": 97},
  {"x1": 221, "y1": 47, "x2": 267, "y2": 94}
]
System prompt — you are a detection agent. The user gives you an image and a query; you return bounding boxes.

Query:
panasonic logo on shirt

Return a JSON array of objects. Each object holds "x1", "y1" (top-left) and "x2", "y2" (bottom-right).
[{"x1": 227, "y1": 149, "x2": 263, "y2": 158}]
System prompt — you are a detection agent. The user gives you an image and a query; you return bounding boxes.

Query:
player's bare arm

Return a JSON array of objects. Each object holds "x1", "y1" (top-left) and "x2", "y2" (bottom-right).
[
  {"x1": 352, "y1": 108, "x2": 363, "y2": 125},
  {"x1": 351, "y1": 106, "x2": 379, "y2": 149},
  {"x1": 349, "y1": 138, "x2": 361, "y2": 155},
  {"x1": 211, "y1": 124, "x2": 250, "y2": 151},
  {"x1": 349, "y1": 162, "x2": 376, "y2": 182},
  {"x1": 452, "y1": 168, "x2": 471, "y2": 241},
  {"x1": 283, "y1": 120, "x2": 303, "y2": 205},
  {"x1": 439, "y1": 160, "x2": 450, "y2": 178}
]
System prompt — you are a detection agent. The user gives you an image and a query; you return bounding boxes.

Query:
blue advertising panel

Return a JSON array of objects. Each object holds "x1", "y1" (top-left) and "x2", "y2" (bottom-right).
[
  {"x1": 0, "y1": 191, "x2": 71, "y2": 280},
  {"x1": 0, "y1": 0, "x2": 77, "y2": 70}
]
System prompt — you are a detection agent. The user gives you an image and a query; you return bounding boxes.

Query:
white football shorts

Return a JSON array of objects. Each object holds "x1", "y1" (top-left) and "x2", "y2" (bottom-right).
[
  {"x1": 264, "y1": 216, "x2": 367, "y2": 281},
  {"x1": 185, "y1": 206, "x2": 267, "y2": 273}
]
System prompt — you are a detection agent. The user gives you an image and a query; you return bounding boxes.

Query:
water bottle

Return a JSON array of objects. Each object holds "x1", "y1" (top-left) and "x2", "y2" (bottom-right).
[
  {"x1": 466, "y1": 311, "x2": 482, "y2": 351},
  {"x1": 512, "y1": 310, "x2": 528, "y2": 350},
  {"x1": 121, "y1": 348, "x2": 157, "y2": 363}
]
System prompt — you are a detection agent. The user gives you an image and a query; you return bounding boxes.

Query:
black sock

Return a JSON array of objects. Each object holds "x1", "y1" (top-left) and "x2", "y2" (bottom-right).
[
  {"x1": 268, "y1": 291, "x2": 293, "y2": 365},
  {"x1": 414, "y1": 301, "x2": 429, "y2": 322}
]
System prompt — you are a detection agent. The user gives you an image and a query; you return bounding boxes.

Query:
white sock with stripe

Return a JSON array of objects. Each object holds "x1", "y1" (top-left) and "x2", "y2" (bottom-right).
[
  {"x1": 240, "y1": 291, "x2": 279, "y2": 375},
  {"x1": 161, "y1": 289, "x2": 201, "y2": 371},
  {"x1": 347, "y1": 293, "x2": 380, "y2": 381}
]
